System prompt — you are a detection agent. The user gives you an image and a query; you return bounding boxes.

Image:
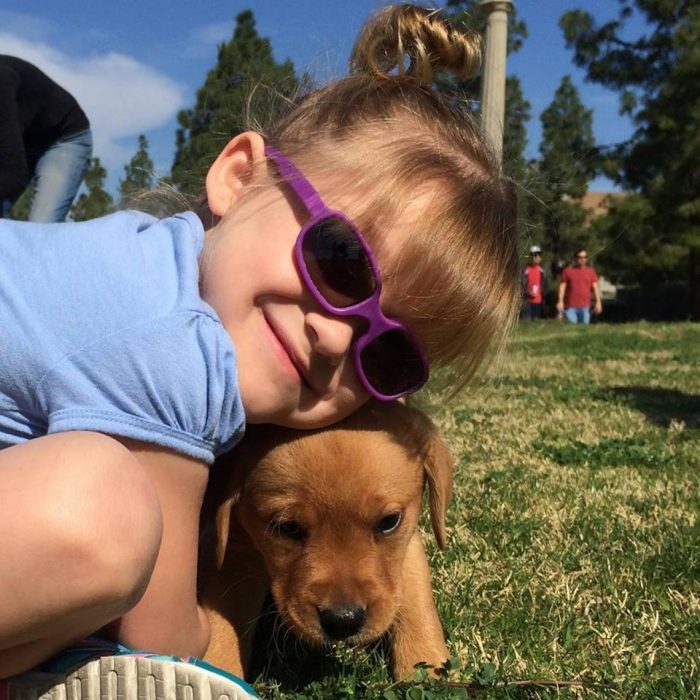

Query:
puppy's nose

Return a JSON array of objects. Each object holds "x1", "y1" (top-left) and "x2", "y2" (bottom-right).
[{"x1": 318, "y1": 605, "x2": 367, "y2": 639}]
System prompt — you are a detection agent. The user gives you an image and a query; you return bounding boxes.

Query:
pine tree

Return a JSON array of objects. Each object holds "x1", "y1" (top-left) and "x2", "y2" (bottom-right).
[
  {"x1": 70, "y1": 158, "x2": 114, "y2": 222},
  {"x1": 501, "y1": 77, "x2": 531, "y2": 183},
  {"x1": 119, "y1": 134, "x2": 155, "y2": 204},
  {"x1": 560, "y1": 1, "x2": 700, "y2": 313},
  {"x1": 536, "y1": 75, "x2": 597, "y2": 260},
  {"x1": 171, "y1": 10, "x2": 298, "y2": 197}
]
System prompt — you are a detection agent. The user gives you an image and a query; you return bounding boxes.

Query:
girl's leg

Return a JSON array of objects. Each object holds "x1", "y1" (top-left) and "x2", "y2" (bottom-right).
[{"x1": 0, "y1": 431, "x2": 163, "y2": 677}]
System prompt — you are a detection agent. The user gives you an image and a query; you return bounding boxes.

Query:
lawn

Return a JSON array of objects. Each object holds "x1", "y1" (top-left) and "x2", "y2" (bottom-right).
[{"x1": 258, "y1": 322, "x2": 700, "y2": 699}]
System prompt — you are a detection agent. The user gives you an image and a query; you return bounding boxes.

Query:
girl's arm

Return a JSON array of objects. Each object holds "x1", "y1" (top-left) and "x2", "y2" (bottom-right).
[{"x1": 105, "y1": 438, "x2": 211, "y2": 657}]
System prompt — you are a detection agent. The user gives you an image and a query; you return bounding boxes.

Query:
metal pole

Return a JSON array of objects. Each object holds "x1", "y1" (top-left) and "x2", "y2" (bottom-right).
[{"x1": 480, "y1": 0, "x2": 514, "y2": 159}]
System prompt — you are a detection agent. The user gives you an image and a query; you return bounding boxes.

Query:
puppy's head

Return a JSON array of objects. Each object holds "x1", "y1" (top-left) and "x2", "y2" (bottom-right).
[{"x1": 224, "y1": 401, "x2": 453, "y2": 647}]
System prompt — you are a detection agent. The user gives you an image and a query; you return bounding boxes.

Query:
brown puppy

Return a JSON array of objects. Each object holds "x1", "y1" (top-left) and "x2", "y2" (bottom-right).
[{"x1": 201, "y1": 401, "x2": 453, "y2": 680}]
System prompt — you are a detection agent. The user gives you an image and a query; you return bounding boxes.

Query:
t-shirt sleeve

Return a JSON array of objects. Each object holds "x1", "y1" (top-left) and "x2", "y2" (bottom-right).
[{"x1": 36, "y1": 312, "x2": 245, "y2": 464}]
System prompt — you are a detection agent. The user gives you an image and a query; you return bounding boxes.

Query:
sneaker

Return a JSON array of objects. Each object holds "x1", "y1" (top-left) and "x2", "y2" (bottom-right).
[{"x1": 1, "y1": 639, "x2": 258, "y2": 700}]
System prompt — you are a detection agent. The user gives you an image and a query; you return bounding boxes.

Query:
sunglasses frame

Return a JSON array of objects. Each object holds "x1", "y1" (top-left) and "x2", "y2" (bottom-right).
[{"x1": 265, "y1": 145, "x2": 429, "y2": 401}]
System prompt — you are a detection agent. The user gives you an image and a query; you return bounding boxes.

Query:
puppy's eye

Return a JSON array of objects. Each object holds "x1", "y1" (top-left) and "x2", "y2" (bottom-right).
[
  {"x1": 376, "y1": 512, "x2": 402, "y2": 535},
  {"x1": 270, "y1": 519, "x2": 307, "y2": 542}
]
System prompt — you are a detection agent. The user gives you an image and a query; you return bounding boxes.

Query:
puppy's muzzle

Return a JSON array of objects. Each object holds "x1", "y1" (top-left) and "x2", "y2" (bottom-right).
[{"x1": 317, "y1": 605, "x2": 367, "y2": 640}]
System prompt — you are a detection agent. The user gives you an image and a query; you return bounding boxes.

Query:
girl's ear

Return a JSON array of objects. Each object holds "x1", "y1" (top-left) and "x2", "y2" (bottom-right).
[{"x1": 205, "y1": 131, "x2": 266, "y2": 217}]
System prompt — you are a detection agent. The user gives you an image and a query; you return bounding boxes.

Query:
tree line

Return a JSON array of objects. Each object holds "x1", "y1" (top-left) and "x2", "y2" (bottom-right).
[{"x1": 12, "y1": 1, "x2": 698, "y2": 316}]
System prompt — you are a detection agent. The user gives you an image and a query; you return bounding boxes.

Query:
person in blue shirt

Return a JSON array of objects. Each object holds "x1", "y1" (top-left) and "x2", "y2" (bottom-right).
[{"x1": 0, "y1": 6, "x2": 521, "y2": 698}]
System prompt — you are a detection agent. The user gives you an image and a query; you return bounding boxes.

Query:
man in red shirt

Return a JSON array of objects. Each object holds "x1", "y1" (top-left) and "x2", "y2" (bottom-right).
[
  {"x1": 556, "y1": 247, "x2": 603, "y2": 324},
  {"x1": 522, "y1": 245, "x2": 547, "y2": 319}
]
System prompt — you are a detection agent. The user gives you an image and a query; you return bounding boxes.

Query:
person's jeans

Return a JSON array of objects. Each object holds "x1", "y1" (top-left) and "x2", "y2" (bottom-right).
[
  {"x1": 29, "y1": 128, "x2": 93, "y2": 222},
  {"x1": 565, "y1": 306, "x2": 591, "y2": 324},
  {"x1": 522, "y1": 302, "x2": 543, "y2": 320}
]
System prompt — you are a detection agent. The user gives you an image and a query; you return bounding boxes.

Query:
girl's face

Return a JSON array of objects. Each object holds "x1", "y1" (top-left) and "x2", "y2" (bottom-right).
[
  {"x1": 201, "y1": 169, "x2": 372, "y2": 430},
  {"x1": 201, "y1": 132, "x2": 425, "y2": 430}
]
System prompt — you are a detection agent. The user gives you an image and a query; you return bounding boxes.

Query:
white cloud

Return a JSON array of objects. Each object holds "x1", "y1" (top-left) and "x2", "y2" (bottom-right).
[{"x1": 0, "y1": 32, "x2": 187, "y2": 174}]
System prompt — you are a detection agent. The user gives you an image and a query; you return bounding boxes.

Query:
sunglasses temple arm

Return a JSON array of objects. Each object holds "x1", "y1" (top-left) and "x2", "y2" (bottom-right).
[{"x1": 264, "y1": 146, "x2": 327, "y2": 218}]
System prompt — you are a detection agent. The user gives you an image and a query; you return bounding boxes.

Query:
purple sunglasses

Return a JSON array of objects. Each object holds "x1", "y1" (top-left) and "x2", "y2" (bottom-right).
[{"x1": 265, "y1": 145, "x2": 429, "y2": 401}]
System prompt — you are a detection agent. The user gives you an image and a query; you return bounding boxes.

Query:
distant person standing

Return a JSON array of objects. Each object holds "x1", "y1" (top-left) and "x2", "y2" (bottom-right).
[
  {"x1": 522, "y1": 245, "x2": 548, "y2": 319},
  {"x1": 556, "y1": 246, "x2": 603, "y2": 324},
  {"x1": 0, "y1": 55, "x2": 92, "y2": 222}
]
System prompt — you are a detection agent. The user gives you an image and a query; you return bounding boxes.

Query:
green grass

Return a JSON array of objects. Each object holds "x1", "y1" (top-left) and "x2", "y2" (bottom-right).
[{"x1": 255, "y1": 322, "x2": 700, "y2": 699}]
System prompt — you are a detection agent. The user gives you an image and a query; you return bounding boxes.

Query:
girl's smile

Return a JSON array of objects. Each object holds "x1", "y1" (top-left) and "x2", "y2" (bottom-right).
[{"x1": 262, "y1": 307, "x2": 312, "y2": 390}]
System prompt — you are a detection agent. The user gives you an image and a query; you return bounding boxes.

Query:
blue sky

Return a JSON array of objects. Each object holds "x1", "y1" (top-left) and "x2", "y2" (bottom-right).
[{"x1": 0, "y1": 0, "x2": 645, "y2": 195}]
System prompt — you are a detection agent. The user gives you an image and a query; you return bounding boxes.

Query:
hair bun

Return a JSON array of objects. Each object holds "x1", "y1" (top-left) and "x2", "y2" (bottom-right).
[{"x1": 349, "y1": 4, "x2": 481, "y2": 87}]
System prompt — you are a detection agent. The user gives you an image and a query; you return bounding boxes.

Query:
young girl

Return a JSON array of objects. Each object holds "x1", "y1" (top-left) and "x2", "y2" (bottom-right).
[{"x1": 0, "y1": 4, "x2": 519, "y2": 697}]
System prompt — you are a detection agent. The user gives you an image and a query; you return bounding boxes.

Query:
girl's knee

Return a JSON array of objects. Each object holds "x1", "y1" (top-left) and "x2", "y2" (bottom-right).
[{"x1": 41, "y1": 432, "x2": 163, "y2": 610}]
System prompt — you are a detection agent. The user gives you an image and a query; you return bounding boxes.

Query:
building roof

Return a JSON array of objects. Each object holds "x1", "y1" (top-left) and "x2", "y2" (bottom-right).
[{"x1": 580, "y1": 191, "x2": 626, "y2": 219}]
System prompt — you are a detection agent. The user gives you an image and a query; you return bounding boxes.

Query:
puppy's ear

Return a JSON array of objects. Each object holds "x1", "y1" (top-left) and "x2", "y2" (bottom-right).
[
  {"x1": 215, "y1": 497, "x2": 234, "y2": 568},
  {"x1": 207, "y1": 458, "x2": 247, "y2": 569},
  {"x1": 423, "y1": 422, "x2": 454, "y2": 550},
  {"x1": 402, "y1": 406, "x2": 454, "y2": 550}
]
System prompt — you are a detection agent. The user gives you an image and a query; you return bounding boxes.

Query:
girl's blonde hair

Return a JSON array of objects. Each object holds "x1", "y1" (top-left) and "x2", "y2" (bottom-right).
[{"x1": 262, "y1": 5, "x2": 520, "y2": 391}]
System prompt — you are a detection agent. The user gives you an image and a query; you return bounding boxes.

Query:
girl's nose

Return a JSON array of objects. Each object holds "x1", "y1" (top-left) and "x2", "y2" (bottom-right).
[{"x1": 305, "y1": 311, "x2": 357, "y2": 365}]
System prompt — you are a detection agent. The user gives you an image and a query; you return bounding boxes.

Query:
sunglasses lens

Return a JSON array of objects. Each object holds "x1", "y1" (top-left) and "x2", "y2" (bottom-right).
[
  {"x1": 360, "y1": 329, "x2": 426, "y2": 397},
  {"x1": 301, "y1": 218, "x2": 377, "y2": 308}
]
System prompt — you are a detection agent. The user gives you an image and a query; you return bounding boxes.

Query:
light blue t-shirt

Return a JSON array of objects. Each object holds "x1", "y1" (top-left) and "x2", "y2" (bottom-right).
[{"x1": 0, "y1": 210, "x2": 245, "y2": 463}]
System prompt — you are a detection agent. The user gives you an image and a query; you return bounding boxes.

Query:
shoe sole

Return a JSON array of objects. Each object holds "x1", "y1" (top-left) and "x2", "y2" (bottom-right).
[{"x1": 6, "y1": 656, "x2": 257, "y2": 700}]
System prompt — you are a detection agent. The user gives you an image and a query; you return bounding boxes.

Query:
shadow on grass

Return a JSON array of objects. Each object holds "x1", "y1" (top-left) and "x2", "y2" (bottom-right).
[{"x1": 606, "y1": 385, "x2": 700, "y2": 429}]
